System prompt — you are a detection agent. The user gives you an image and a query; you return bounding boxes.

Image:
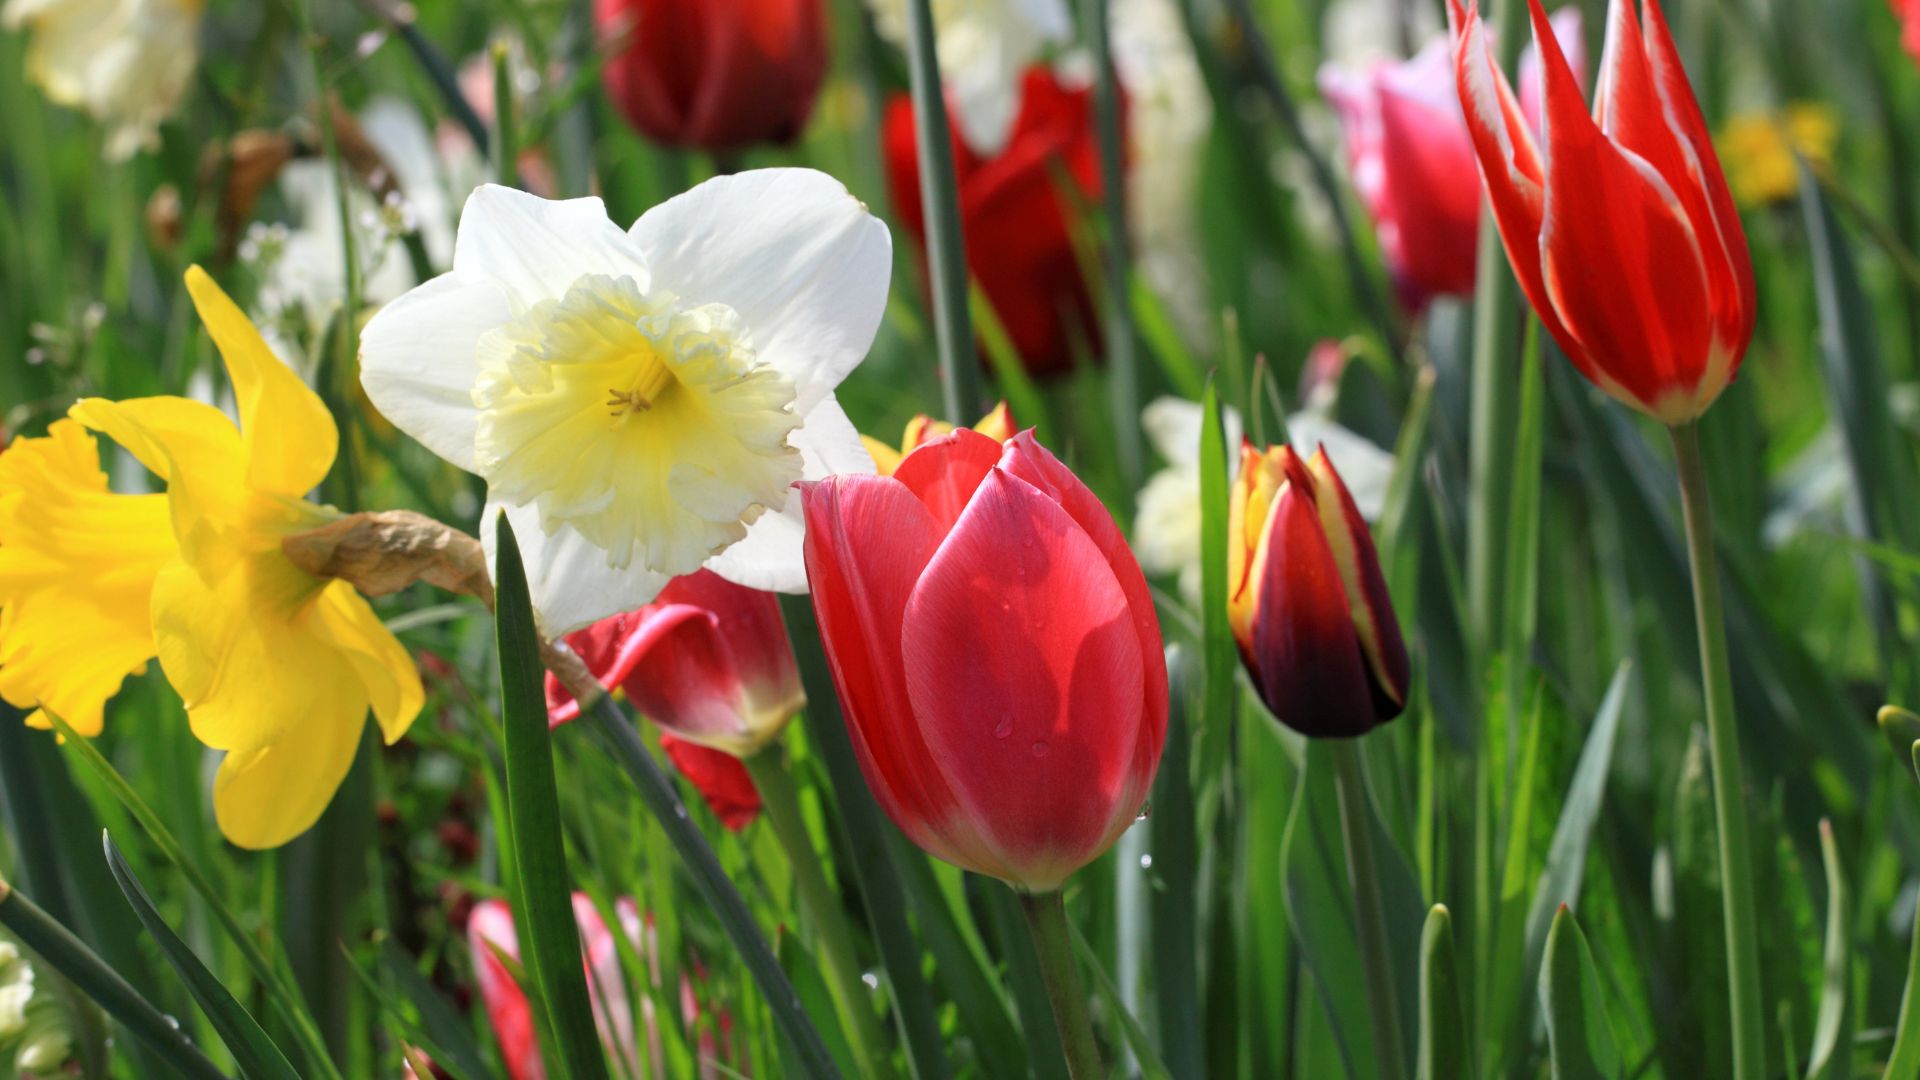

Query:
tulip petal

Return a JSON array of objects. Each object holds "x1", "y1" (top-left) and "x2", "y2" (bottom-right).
[
  {"x1": 1376, "y1": 73, "x2": 1483, "y2": 297},
  {"x1": 1306, "y1": 449, "x2": 1411, "y2": 716},
  {"x1": 892, "y1": 428, "x2": 1006, "y2": 535},
  {"x1": 703, "y1": 395, "x2": 873, "y2": 595},
  {"x1": 359, "y1": 273, "x2": 514, "y2": 472},
  {"x1": 1248, "y1": 486, "x2": 1380, "y2": 736},
  {"x1": 614, "y1": 607, "x2": 761, "y2": 754},
  {"x1": 629, "y1": 169, "x2": 892, "y2": 417},
  {"x1": 662, "y1": 733, "x2": 761, "y2": 831},
  {"x1": 800, "y1": 474, "x2": 994, "y2": 873},
  {"x1": 659, "y1": 569, "x2": 802, "y2": 719},
  {"x1": 452, "y1": 184, "x2": 652, "y2": 307},
  {"x1": 485, "y1": 501, "x2": 673, "y2": 637},
  {"x1": 902, "y1": 469, "x2": 1146, "y2": 891},
  {"x1": 210, "y1": 673, "x2": 366, "y2": 849}
]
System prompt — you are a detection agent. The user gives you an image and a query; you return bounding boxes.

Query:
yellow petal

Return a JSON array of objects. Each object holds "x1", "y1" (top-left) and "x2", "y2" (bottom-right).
[
  {"x1": 861, "y1": 434, "x2": 905, "y2": 478},
  {"x1": 0, "y1": 421, "x2": 174, "y2": 735},
  {"x1": 211, "y1": 691, "x2": 365, "y2": 850},
  {"x1": 183, "y1": 265, "x2": 338, "y2": 498},
  {"x1": 69, "y1": 396, "x2": 245, "y2": 561},
  {"x1": 308, "y1": 581, "x2": 423, "y2": 745}
]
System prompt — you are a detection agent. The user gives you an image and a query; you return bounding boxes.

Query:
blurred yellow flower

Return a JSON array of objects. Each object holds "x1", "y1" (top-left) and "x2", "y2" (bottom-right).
[
  {"x1": 861, "y1": 402, "x2": 1015, "y2": 477},
  {"x1": 0, "y1": 267, "x2": 423, "y2": 849},
  {"x1": 1716, "y1": 103, "x2": 1839, "y2": 206},
  {"x1": 1, "y1": 0, "x2": 204, "y2": 161}
]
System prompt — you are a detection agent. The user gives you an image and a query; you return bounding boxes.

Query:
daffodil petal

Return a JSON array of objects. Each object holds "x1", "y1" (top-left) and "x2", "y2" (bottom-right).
[
  {"x1": 307, "y1": 581, "x2": 423, "y2": 745},
  {"x1": 183, "y1": 267, "x2": 339, "y2": 498},
  {"x1": 628, "y1": 168, "x2": 892, "y2": 416},
  {"x1": 0, "y1": 421, "x2": 173, "y2": 736},
  {"x1": 212, "y1": 692, "x2": 366, "y2": 850},
  {"x1": 704, "y1": 396, "x2": 874, "y2": 594},
  {"x1": 359, "y1": 273, "x2": 514, "y2": 472},
  {"x1": 68, "y1": 395, "x2": 240, "y2": 490},
  {"x1": 484, "y1": 501, "x2": 674, "y2": 637},
  {"x1": 452, "y1": 184, "x2": 652, "y2": 306}
]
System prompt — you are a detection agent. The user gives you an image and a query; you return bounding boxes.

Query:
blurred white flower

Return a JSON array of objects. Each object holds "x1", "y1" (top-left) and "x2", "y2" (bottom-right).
[
  {"x1": 1113, "y1": 0, "x2": 1212, "y2": 342},
  {"x1": 2, "y1": 0, "x2": 202, "y2": 161},
  {"x1": 1134, "y1": 395, "x2": 1393, "y2": 606},
  {"x1": 866, "y1": 0, "x2": 1072, "y2": 153},
  {"x1": 360, "y1": 172, "x2": 892, "y2": 634},
  {"x1": 1321, "y1": 0, "x2": 1439, "y2": 70},
  {"x1": 0, "y1": 940, "x2": 32, "y2": 1036}
]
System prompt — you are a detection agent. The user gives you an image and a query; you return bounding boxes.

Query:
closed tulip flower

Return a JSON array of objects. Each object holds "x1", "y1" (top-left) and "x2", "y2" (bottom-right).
[
  {"x1": 660, "y1": 733, "x2": 761, "y2": 830},
  {"x1": 596, "y1": 0, "x2": 827, "y2": 153},
  {"x1": 800, "y1": 429, "x2": 1167, "y2": 892},
  {"x1": 1229, "y1": 441, "x2": 1409, "y2": 737},
  {"x1": 1451, "y1": 0, "x2": 1755, "y2": 424},
  {"x1": 544, "y1": 569, "x2": 804, "y2": 758},
  {"x1": 861, "y1": 401, "x2": 1015, "y2": 476},
  {"x1": 884, "y1": 68, "x2": 1105, "y2": 378}
]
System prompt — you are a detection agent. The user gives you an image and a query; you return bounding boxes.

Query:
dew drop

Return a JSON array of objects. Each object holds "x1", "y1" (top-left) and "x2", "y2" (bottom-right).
[
  {"x1": 861, "y1": 972, "x2": 881, "y2": 990},
  {"x1": 993, "y1": 713, "x2": 1014, "y2": 739},
  {"x1": 1135, "y1": 800, "x2": 1153, "y2": 822},
  {"x1": 164, "y1": 1015, "x2": 181, "y2": 1030},
  {"x1": 1140, "y1": 854, "x2": 1154, "y2": 869},
  {"x1": 1030, "y1": 740, "x2": 1050, "y2": 758}
]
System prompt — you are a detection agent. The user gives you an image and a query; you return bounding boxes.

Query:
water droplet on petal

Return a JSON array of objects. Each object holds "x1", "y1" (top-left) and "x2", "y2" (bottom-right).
[
  {"x1": 1031, "y1": 740, "x2": 1049, "y2": 758},
  {"x1": 993, "y1": 713, "x2": 1014, "y2": 739}
]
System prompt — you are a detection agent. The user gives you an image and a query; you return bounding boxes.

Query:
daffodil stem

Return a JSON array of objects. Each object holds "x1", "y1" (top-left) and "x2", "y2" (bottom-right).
[
  {"x1": 741, "y1": 747, "x2": 893, "y2": 1080},
  {"x1": 901, "y1": 0, "x2": 981, "y2": 425},
  {"x1": 1329, "y1": 738, "x2": 1407, "y2": 1080},
  {"x1": 1669, "y1": 421, "x2": 1764, "y2": 1080},
  {"x1": 1016, "y1": 889, "x2": 1104, "y2": 1079}
]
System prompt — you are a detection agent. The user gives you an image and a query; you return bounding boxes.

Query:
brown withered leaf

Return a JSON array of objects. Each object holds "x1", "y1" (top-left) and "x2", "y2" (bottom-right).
[{"x1": 283, "y1": 509, "x2": 495, "y2": 609}]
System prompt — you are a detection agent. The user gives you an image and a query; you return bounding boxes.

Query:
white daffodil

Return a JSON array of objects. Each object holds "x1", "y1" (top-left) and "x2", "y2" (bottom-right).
[
  {"x1": 865, "y1": 0, "x2": 1071, "y2": 153},
  {"x1": 2, "y1": 0, "x2": 202, "y2": 161},
  {"x1": 1135, "y1": 396, "x2": 1394, "y2": 607},
  {"x1": 360, "y1": 170, "x2": 891, "y2": 634}
]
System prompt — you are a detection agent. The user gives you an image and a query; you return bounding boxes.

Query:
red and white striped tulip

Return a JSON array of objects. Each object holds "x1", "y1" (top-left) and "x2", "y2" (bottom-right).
[{"x1": 800, "y1": 429, "x2": 1167, "y2": 892}]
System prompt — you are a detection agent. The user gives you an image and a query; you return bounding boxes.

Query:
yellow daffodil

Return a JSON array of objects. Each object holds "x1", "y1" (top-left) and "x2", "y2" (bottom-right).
[
  {"x1": 860, "y1": 401, "x2": 1015, "y2": 476},
  {"x1": 0, "y1": 421, "x2": 176, "y2": 735},
  {"x1": 1716, "y1": 103, "x2": 1839, "y2": 207},
  {"x1": 0, "y1": 267, "x2": 423, "y2": 849},
  {"x1": 1, "y1": 0, "x2": 204, "y2": 161},
  {"x1": 360, "y1": 172, "x2": 892, "y2": 635}
]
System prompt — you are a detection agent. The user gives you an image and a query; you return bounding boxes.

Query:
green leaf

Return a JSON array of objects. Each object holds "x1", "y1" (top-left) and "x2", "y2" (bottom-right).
[
  {"x1": 772, "y1": 933, "x2": 858, "y2": 1078},
  {"x1": 1150, "y1": 645, "x2": 1202, "y2": 1079},
  {"x1": 375, "y1": 937, "x2": 493, "y2": 1080},
  {"x1": 1804, "y1": 821, "x2": 1851, "y2": 1080},
  {"x1": 1500, "y1": 323, "x2": 1545, "y2": 702},
  {"x1": 1417, "y1": 905, "x2": 1474, "y2": 1080},
  {"x1": 1884, "y1": 882, "x2": 1920, "y2": 1079},
  {"x1": 1197, "y1": 378, "x2": 1237, "y2": 773},
  {"x1": 493, "y1": 514, "x2": 612, "y2": 1080},
  {"x1": 1067, "y1": 919, "x2": 1174, "y2": 1080},
  {"x1": 103, "y1": 833, "x2": 301, "y2": 1080},
  {"x1": 971, "y1": 280, "x2": 1052, "y2": 442},
  {"x1": 1539, "y1": 907, "x2": 1619, "y2": 1080},
  {"x1": 1131, "y1": 275, "x2": 1205, "y2": 399}
]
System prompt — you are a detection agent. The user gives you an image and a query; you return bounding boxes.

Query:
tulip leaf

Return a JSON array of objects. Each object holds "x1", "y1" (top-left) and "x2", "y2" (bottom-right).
[
  {"x1": 1539, "y1": 907, "x2": 1620, "y2": 1080},
  {"x1": 971, "y1": 280, "x2": 1052, "y2": 443},
  {"x1": 1131, "y1": 275, "x2": 1206, "y2": 399},
  {"x1": 1805, "y1": 821, "x2": 1851, "y2": 1080},
  {"x1": 372, "y1": 937, "x2": 494, "y2": 1080},
  {"x1": 773, "y1": 932, "x2": 859, "y2": 1078},
  {"x1": 1068, "y1": 919, "x2": 1175, "y2": 1080},
  {"x1": 1417, "y1": 905, "x2": 1474, "y2": 1080},
  {"x1": 1885, "y1": 888, "x2": 1920, "y2": 1079},
  {"x1": 1149, "y1": 645, "x2": 1203, "y2": 1078},
  {"x1": 103, "y1": 833, "x2": 301, "y2": 1080},
  {"x1": 1197, "y1": 377, "x2": 1237, "y2": 770},
  {"x1": 492, "y1": 514, "x2": 613, "y2": 1080}
]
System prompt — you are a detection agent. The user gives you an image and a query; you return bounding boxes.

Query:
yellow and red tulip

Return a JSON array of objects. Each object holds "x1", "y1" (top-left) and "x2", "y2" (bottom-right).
[
  {"x1": 800, "y1": 429, "x2": 1166, "y2": 892},
  {"x1": 1450, "y1": 0, "x2": 1756, "y2": 424},
  {"x1": 861, "y1": 401, "x2": 1015, "y2": 477},
  {"x1": 1229, "y1": 442, "x2": 1410, "y2": 738}
]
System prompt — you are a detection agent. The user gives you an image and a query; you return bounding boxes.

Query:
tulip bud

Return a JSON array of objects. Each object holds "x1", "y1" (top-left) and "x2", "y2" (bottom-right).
[
  {"x1": 800, "y1": 430, "x2": 1167, "y2": 892},
  {"x1": 545, "y1": 570, "x2": 805, "y2": 759},
  {"x1": 1229, "y1": 442, "x2": 1410, "y2": 737},
  {"x1": 1450, "y1": 0, "x2": 1755, "y2": 424},
  {"x1": 596, "y1": 0, "x2": 828, "y2": 153}
]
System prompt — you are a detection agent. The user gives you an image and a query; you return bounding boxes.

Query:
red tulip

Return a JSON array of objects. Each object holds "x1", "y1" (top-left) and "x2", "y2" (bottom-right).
[
  {"x1": 1898, "y1": 0, "x2": 1920, "y2": 67},
  {"x1": 800, "y1": 429, "x2": 1167, "y2": 892},
  {"x1": 468, "y1": 896, "x2": 643, "y2": 1080},
  {"x1": 1451, "y1": 0, "x2": 1755, "y2": 424},
  {"x1": 1228, "y1": 441, "x2": 1409, "y2": 738},
  {"x1": 596, "y1": 0, "x2": 828, "y2": 153},
  {"x1": 660, "y1": 732, "x2": 761, "y2": 830},
  {"x1": 1320, "y1": 11, "x2": 1583, "y2": 306},
  {"x1": 884, "y1": 67, "x2": 1107, "y2": 378},
  {"x1": 545, "y1": 569, "x2": 805, "y2": 758}
]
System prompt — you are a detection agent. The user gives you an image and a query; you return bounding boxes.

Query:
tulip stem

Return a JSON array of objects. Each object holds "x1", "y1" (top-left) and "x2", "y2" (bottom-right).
[
  {"x1": 1016, "y1": 889, "x2": 1104, "y2": 1079},
  {"x1": 1328, "y1": 738, "x2": 1407, "y2": 1080},
  {"x1": 741, "y1": 746, "x2": 894, "y2": 1080},
  {"x1": 1668, "y1": 421, "x2": 1765, "y2": 1080}
]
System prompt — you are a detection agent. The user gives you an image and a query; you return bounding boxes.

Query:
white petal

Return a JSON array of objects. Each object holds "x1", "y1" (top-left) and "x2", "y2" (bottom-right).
[
  {"x1": 453, "y1": 184, "x2": 651, "y2": 307},
  {"x1": 359, "y1": 273, "x2": 510, "y2": 472},
  {"x1": 484, "y1": 501, "x2": 671, "y2": 637},
  {"x1": 1285, "y1": 412, "x2": 1395, "y2": 520},
  {"x1": 703, "y1": 396, "x2": 874, "y2": 595},
  {"x1": 629, "y1": 169, "x2": 892, "y2": 416},
  {"x1": 1141, "y1": 395, "x2": 1243, "y2": 466}
]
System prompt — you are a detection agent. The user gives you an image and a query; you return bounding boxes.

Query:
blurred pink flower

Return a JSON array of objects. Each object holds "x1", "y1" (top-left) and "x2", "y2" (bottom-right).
[
  {"x1": 1897, "y1": 0, "x2": 1920, "y2": 65},
  {"x1": 1319, "y1": 9, "x2": 1584, "y2": 307}
]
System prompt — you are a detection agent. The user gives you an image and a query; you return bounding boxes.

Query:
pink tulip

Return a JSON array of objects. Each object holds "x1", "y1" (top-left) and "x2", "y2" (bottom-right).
[
  {"x1": 545, "y1": 569, "x2": 805, "y2": 758},
  {"x1": 799, "y1": 429, "x2": 1167, "y2": 892},
  {"x1": 467, "y1": 896, "x2": 643, "y2": 1079},
  {"x1": 1320, "y1": 10, "x2": 1584, "y2": 306}
]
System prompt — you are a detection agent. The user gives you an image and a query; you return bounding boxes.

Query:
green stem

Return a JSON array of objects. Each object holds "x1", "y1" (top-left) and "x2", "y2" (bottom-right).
[
  {"x1": 1081, "y1": 0, "x2": 1142, "y2": 488},
  {"x1": 1884, "y1": 888, "x2": 1920, "y2": 1078},
  {"x1": 1668, "y1": 422, "x2": 1764, "y2": 1080},
  {"x1": 1329, "y1": 739, "x2": 1408, "y2": 1080},
  {"x1": 742, "y1": 747, "x2": 894, "y2": 1079},
  {"x1": 900, "y1": 0, "x2": 980, "y2": 425},
  {"x1": 1015, "y1": 890, "x2": 1103, "y2": 1079}
]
